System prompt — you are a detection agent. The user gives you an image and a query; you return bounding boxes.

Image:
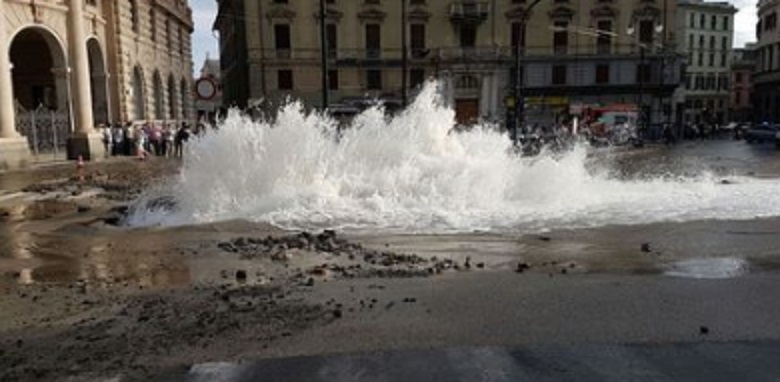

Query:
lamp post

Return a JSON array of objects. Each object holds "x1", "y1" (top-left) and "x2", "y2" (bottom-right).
[
  {"x1": 507, "y1": 0, "x2": 543, "y2": 144},
  {"x1": 319, "y1": 0, "x2": 329, "y2": 110},
  {"x1": 627, "y1": 21, "x2": 663, "y2": 138},
  {"x1": 401, "y1": 0, "x2": 408, "y2": 108}
]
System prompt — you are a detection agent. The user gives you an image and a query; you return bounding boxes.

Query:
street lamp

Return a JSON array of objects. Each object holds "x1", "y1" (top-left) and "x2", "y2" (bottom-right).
[
  {"x1": 508, "y1": 0, "x2": 543, "y2": 145},
  {"x1": 319, "y1": 0, "x2": 329, "y2": 110},
  {"x1": 626, "y1": 22, "x2": 664, "y2": 137}
]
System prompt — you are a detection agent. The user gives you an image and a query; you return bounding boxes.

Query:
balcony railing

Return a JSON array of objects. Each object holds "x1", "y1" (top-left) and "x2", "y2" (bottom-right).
[
  {"x1": 437, "y1": 46, "x2": 511, "y2": 61},
  {"x1": 449, "y1": 1, "x2": 489, "y2": 22},
  {"x1": 259, "y1": 44, "x2": 679, "y2": 63}
]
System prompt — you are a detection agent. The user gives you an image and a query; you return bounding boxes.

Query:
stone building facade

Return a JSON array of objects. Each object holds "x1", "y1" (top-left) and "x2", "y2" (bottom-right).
[
  {"x1": 214, "y1": 0, "x2": 681, "y2": 126},
  {"x1": 754, "y1": 0, "x2": 780, "y2": 123},
  {"x1": 675, "y1": 0, "x2": 737, "y2": 126},
  {"x1": 731, "y1": 44, "x2": 756, "y2": 123},
  {"x1": 0, "y1": 0, "x2": 194, "y2": 169}
]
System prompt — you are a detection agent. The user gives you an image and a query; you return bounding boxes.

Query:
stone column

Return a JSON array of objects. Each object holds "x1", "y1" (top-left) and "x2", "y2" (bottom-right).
[
  {"x1": 0, "y1": 6, "x2": 33, "y2": 170},
  {"x1": 66, "y1": 0, "x2": 104, "y2": 160}
]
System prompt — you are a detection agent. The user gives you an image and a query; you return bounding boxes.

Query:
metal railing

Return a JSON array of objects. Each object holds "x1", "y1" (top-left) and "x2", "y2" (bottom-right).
[
  {"x1": 449, "y1": 1, "x2": 490, "y2": 20},
  {"x1": 15, "y1": 102, "x2": 71, "y2": 159},
  {"x1": 259, "y1": 44, "x2": 676, "y2": 63}
]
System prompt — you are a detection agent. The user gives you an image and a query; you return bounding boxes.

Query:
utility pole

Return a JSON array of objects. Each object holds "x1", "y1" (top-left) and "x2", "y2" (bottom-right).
[
  {"x1": 401, "y1": 0, "x2": 408, "y2": 107},
  {"x1": 319, "y1": 0, "x2": 329, "y2": 110}
]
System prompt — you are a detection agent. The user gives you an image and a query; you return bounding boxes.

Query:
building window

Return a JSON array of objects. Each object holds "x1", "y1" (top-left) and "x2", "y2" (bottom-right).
[
  {"x1": 411, "y1": 24, "x2": 426, "y2": 57},
  {"x1": 689, "y1": 13, "x2": 695, "y2": 28},
  {"x1": 596, "y1": 20, "x2": 612, "y2": 54},
  {"x1": 328, "y1": 69, "x2": 339, "y2": 90},
  {"x1": 278, "y1": 70, "x2": 293, "y2": 90},
  {"x1": 711, "y1": 15, "x2": 717, "y2": 30},
  {"x1": 365, "y1": 24, "x2": 381, "y2": 58},
  {"x1": 636, "y1": 63, "x2": 651, "y2": 84},
  {"x1": 511, "y1": 22, "x2": 525, "y2": 52},
  {"x1": 595, "y1": 64, "x2": 609, "y2": 84},
  {"x1": 150, "y1": 9, "x2": 157, "y2": 42},
  {"x1": 552, "y1": 65, "x2": 566, "y2": 85},
  {"x1": 166, "y1": 18, "x2": 172, "y2": 52},
  {"x1": 735, "y1": 91, "x2": 741, "y2": 105},
  {"x1": 130, "y1": 0, "x2": 139, "y2": 32},
  {"x1": 709, "y1": 53, "x2": 714, "y2": 66},
  {"x1": 366, "y1": 69, "x2": 382, "y2": 90},
  {"x1": 178, "y1": 25, "x2": 184, "y2": 56},
  {"x1": 722, "y1": 16, "x2": 729, "y2": 31},
  {"x1": 699, "y1": 35, "x2": 704, "y2": 48},
  {"x1": 735, "y1": 72, "x2": 743, "y2": 83},
  {"x1": 698, "y1": 52, "x2": 702, "y2": 66},
  {"x1": 326, "y1": 24, "x2": 338, "y2": 58},
  {"x1": 685, "y1": 73, "x2": 692, "y2": 89},
  {"x1": 639, "y1": 20, "x2": 653, "y2": 44},
  {"x1": 709, "y1": 36, "x2": 715, "y2": 50},
  {"x1": 688, "y1": 34, "x2": 693, "y2": 49},
  {"x1": 275, "y1": 24, "x2": 291, "y2": 58},
  {"x1": 553, "y1": 21, "x2": 568, "y2": 54},
  {"x1": 459, "y1": 24, "x2": 477, "y2": 47},
  {"x1": 410, "y1": 68, "x2": 425, "y2": 88},
  {"x1": 700, "y1": 14, "x2": 706, "y2": 29},
  {"x1": 721, "y1": 36, "x2": 728, "y2": 50},
  {"x1": 721, "y1": 53, "x2": 727, "y2": 67}
]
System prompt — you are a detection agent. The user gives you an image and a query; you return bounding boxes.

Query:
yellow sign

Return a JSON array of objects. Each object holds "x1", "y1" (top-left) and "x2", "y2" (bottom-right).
[{"x1": 525, "y1": 97, "x2": 569, "y2": 106}]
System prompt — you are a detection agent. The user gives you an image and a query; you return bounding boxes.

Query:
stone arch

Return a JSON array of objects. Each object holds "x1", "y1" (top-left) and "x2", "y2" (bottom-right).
[
  {"x1": 9, "y1": 25, "x2": 70, "y2": 113},
  {"x1": 180, "y1": 77, "x2": 189, "y2": 120},
  {"x1": 87, "y1": 38, "x2": 109, "y2": 125},
  {"x1": 153, "y1": 70, "x2": 163, "y2": 119},
  {"x1": 167, "y1": 74, "x2": 176, "y2": 119},
  {"x1": 132, "y1": 66, "x2": 146, "y2": 120}
]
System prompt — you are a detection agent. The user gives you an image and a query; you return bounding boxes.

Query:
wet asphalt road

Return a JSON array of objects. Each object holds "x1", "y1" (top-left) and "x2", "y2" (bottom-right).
[
  {"x1": 177, "y1": 342, "x2": 780, "y2": 382},
  {"x1": 600, "y1": 138, "x2": 780, "y2": 179}
]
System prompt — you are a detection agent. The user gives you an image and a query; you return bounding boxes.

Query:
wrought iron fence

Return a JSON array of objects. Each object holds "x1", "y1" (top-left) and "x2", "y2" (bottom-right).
[{"x1": 15, "y1": 102, "x2": 71, "y2": 159}]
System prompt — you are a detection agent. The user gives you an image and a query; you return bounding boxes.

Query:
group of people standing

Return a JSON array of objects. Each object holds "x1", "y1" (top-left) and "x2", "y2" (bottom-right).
[{"x1": 100, "y1": 121, "x2": 192, "y2": 158}]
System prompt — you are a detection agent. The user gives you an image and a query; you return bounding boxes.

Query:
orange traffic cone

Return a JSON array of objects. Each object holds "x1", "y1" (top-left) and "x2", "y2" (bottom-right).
[{"x1": 76, "y1": 155, "x2": 85, "y2": 182}]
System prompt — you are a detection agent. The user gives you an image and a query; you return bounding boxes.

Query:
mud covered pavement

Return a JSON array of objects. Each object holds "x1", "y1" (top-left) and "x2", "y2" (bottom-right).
[{"x1": 0, "y1": 159, "x2": 481, "y2": 381}]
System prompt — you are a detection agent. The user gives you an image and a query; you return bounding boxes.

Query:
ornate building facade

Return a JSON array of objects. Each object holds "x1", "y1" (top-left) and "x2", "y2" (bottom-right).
[
  {"x1": 0, "y1": 0, "x2": 194, "y2": 169},
  {"x1": 214, "y1": 0, "x2": 681, "y2": 127},
  {"x1": 675, "y1": 0, "x2": 737, "y2": 126},
  {"x1": 754, "y1": 0, "x2": 780, "y2": 123}
]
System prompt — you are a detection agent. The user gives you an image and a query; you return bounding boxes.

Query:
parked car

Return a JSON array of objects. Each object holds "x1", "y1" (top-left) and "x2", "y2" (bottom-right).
[{"x1": 744, "y1": 123, "x2": 780, "y2": 148}]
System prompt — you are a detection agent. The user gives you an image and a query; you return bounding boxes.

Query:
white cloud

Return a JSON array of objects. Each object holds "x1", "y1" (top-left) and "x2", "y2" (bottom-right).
[
  {"x1": 190, "y1": 0, "x2": 219, "y2": 73},
  {"x1": 733, "y1": 0, "x2": 758, "y2": 47}
]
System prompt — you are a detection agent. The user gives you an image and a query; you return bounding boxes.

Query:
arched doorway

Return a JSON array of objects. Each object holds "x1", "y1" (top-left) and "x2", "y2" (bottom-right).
[
  {"x1": 167, "y1": 74, "x2": 176, "y2": 119},
  {"x1": 9, "y1": 27, "x2": 72, "y2": 154},
  {"x1": 132, "y1": 66, "x2": 145, "y2": 120},
  {"x1": 180, "y1": 78, "x2": 189, "y2": 120},
  {"x1": 10, "y1": 27, "x2": 68, "y2": 111},
  {"x1": 87, "y1": 38, "x2": 109, "y2": 125},
  {"x1": 153, "y1": 71, "x2": 163, "y2": 120}
]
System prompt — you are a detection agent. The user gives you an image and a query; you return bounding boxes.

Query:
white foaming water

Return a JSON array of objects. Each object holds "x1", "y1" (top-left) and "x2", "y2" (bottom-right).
[{"x1": 128, "y1": 82, "x2": 780, "y2": 233}]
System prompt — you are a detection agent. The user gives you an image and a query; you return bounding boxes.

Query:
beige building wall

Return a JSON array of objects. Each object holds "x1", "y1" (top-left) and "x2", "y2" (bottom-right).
[
  {"x1": 110, "y1": 0, "x2": 194, "y2": 124},
  {"x1": 219, "y1": 0, "x2": 680, "y2": 124},
  {"x1": 1, "y1": 0, "x2": 194, "y2": 127}
]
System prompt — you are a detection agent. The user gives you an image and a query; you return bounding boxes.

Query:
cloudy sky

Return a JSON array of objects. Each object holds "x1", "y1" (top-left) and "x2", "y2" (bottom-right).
[{"x1": 188, "y1": 0, "x2": 758, "y2": 75}]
